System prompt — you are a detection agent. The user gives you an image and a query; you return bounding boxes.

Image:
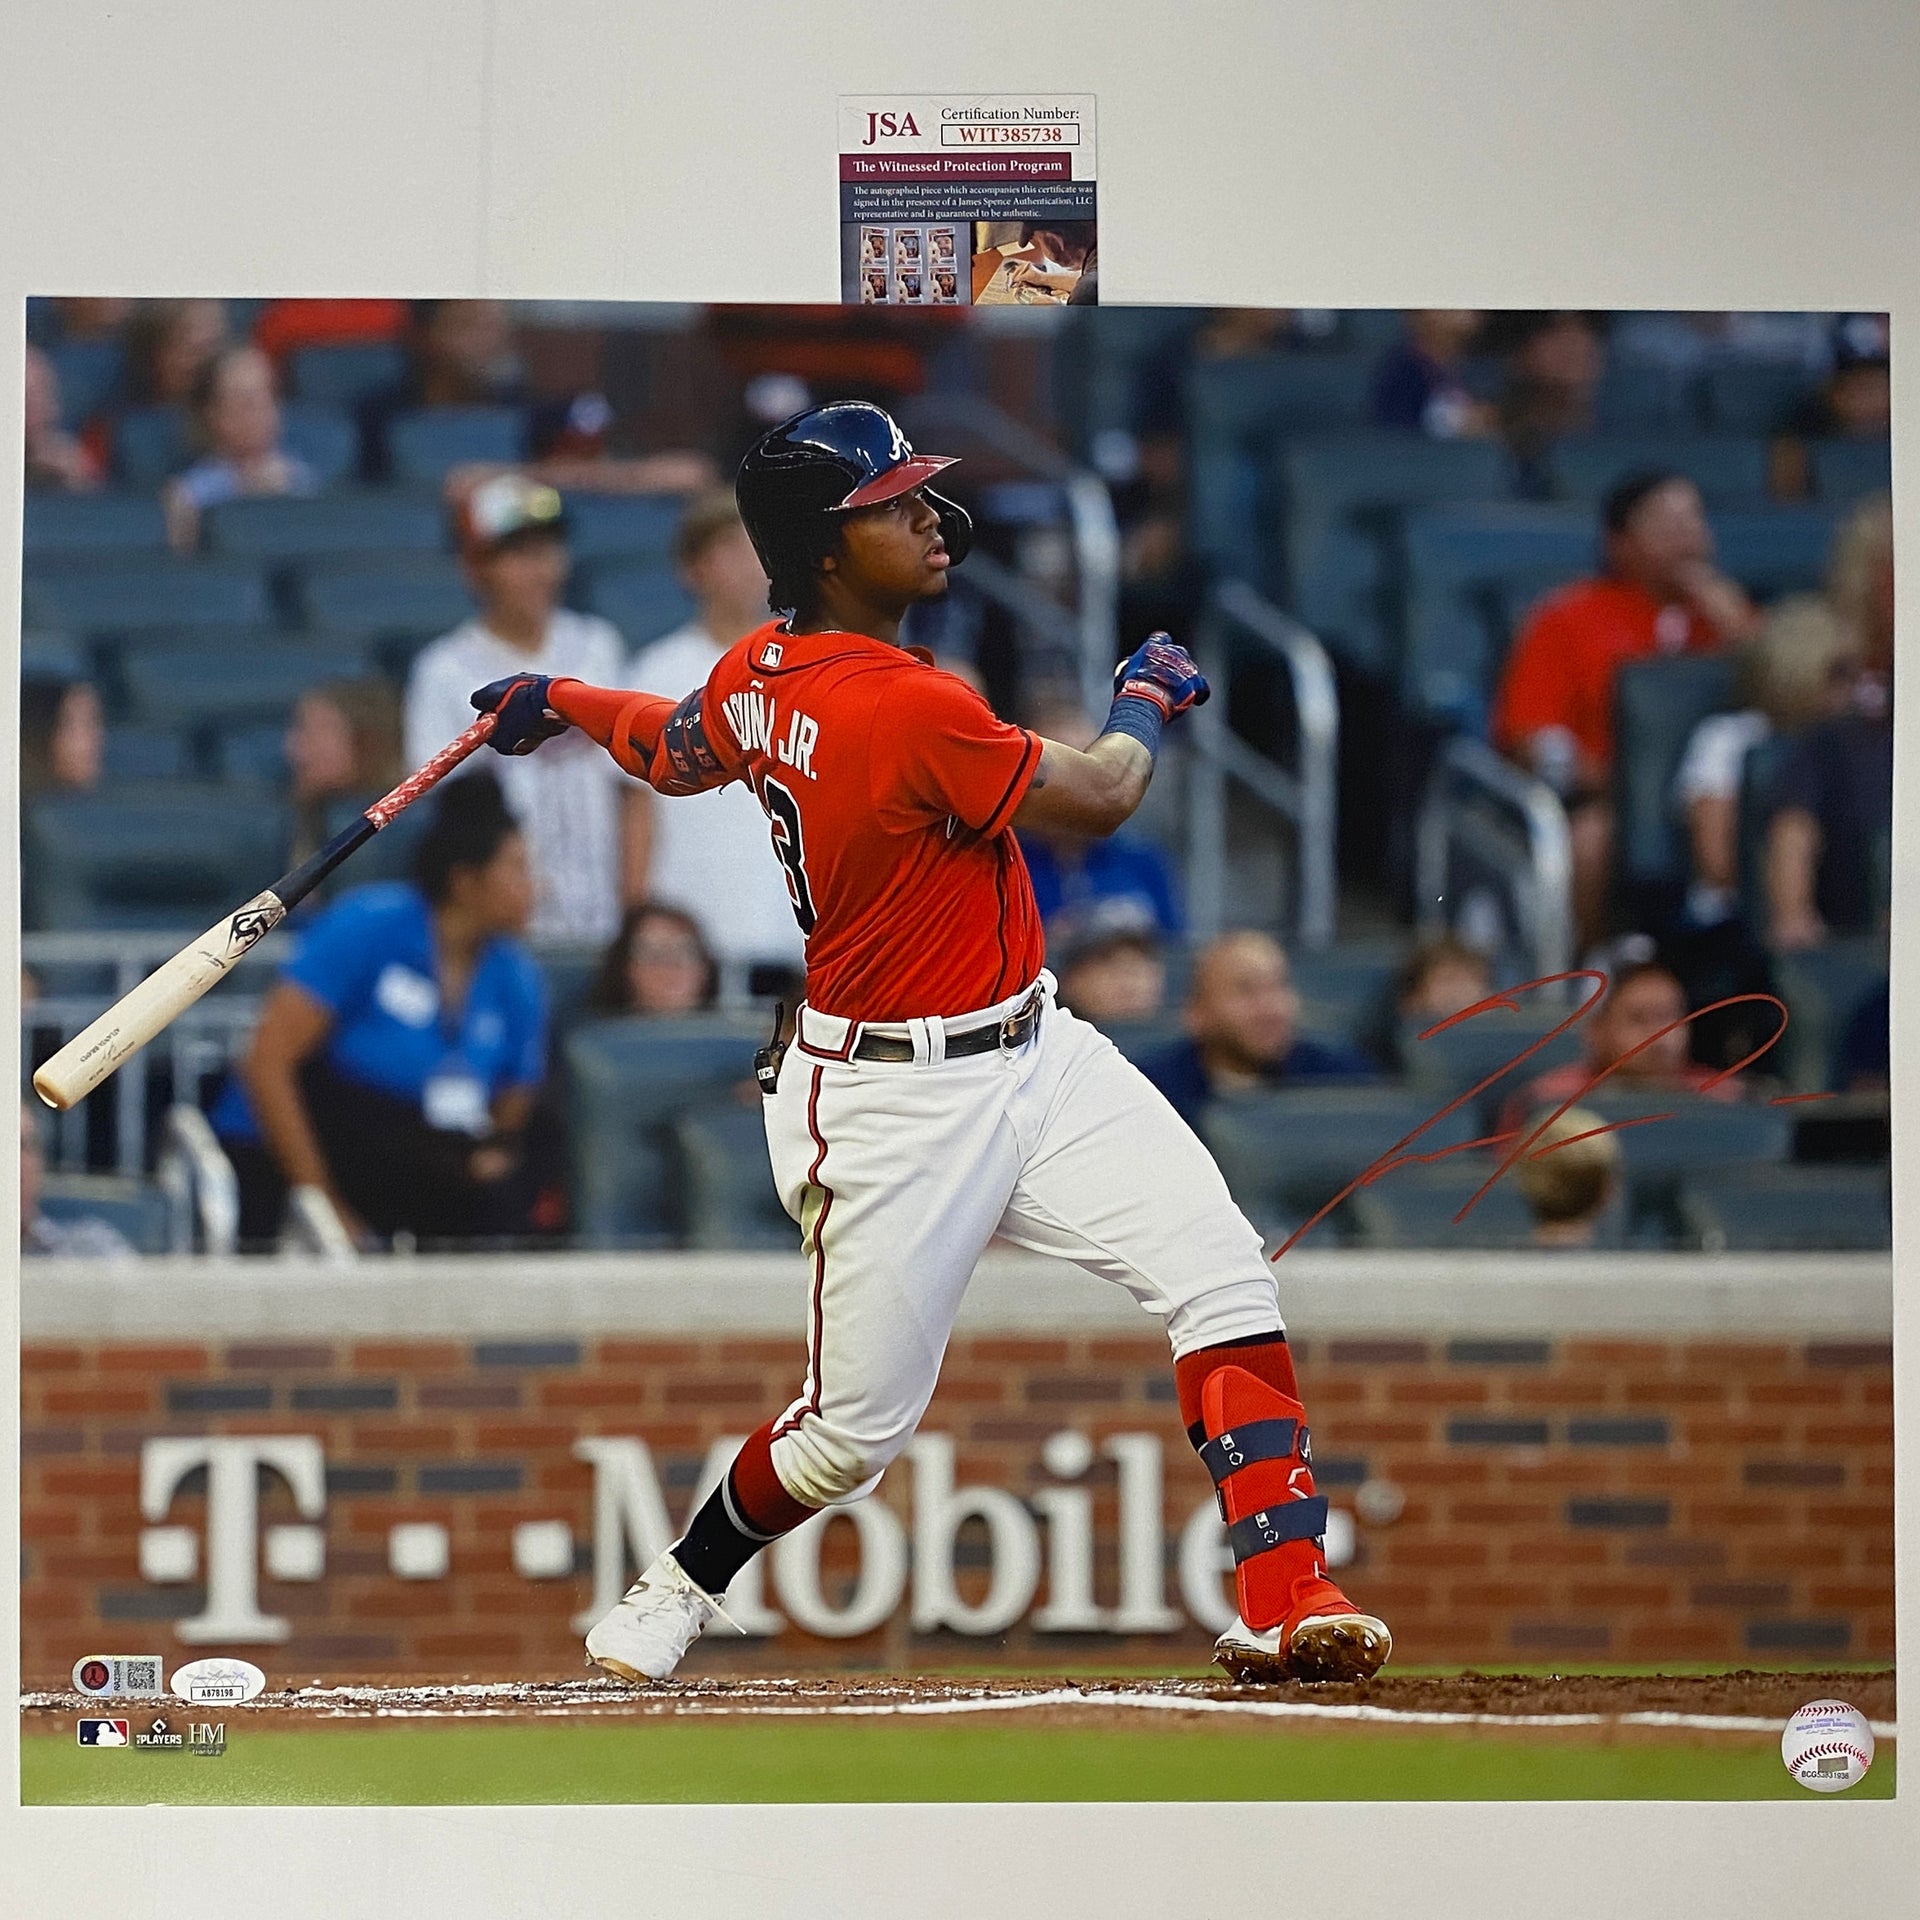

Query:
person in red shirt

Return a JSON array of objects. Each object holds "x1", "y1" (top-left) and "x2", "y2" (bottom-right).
[
  {"x1": 469, "y1": 401, "x2": 1389, "y2": 1690},
  {"x1": 1491, "y1": 470, "x2": 1758, "y2": 946}
]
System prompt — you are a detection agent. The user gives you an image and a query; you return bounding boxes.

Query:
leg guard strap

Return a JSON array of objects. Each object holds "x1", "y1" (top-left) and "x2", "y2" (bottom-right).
[
  {"x1": 1226, "y1": 1495, "x2": 1329, "y2": 1566},
  {"x1": 1197, "y1": 1417, "x2": 1299, "y2": 1487}
]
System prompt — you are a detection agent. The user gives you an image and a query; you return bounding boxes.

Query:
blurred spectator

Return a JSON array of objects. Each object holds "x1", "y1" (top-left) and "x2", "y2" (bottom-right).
[
  {"x1": 1053, "y1": 909, "x2": 1168, "y2": 1026},
  {"x1": 626, "y1": 491, "x2": 806, "y2": 988},
  {"x1": 20, "y1": 1100, "x2": 138, "y2": 1260},
  {"x1": 1610, "y1": 311, "x2": 1832, "y2": 374},
  {"x1": 215, "y1": 773, "x2": 548, "y2": 1248},
  {"x1": 1368, "y1": 934, "x2": 1495, "y2": 1069},
  {"x1": 1826, "y1": 492, "x2": 1896, "y2": 712},
  {"x1": 1138, "y1": 930, "x2": 1376, "y2": 1128},
  {"x1": 285, "y1": 678, "x2": 405, "y2": 867},
  {"x1": 1370, "y1": 311, "x2": 1497, "y2": 438},
  {"x1": 1771, "y1": 314, "x2": 1891, "y2": 499},
  {"x1": 362, "y1": 298, "x2": 712, "y2": 495},
  {"x1": 1018, "y1": 696, "x2": 1180, "y2": 936},
  {"x1": 123, "y1": 298, "x2": 229, "y2": 406},
  {"x1": 40, "y1": 297, "x2": 135, "y2": 345},
  {"x1": 1497, "y1": 955, "x2": 1740, "y2": 1136},
  {"x1": 1833, "y1": 980, "x2": 1890, "y2": 1094},
  {"x1": 406, "y1": 473, "x2": 643, "y2": 944},
  {"x1": 20, "y1": 676, "x2": 106, "y2": 798},
  {"x1": 1763, "y1": 697, "x2": 1893, "y2": 951},
  {"x1": 253, "y1": 297, "x2": 409, "y2": 360},
  {"x1": 1512, "y1": 1104, "x2": 1622, "y2": 1250},
  {"x1": 1487, "y1": 310, "x2": 1606, "y2": 476},
  {"x1": 163, "y1": 345, "x2": 319, "y2": 550},
  {"x1": 586, "y1": 902, "x2": 721, "y2": 1016},
  {"x1": 1492, "y1": 471, "x2": 1759, "y2": 946},
  {"x1": 24, "y1": 345, "x2": 103, "y2": 491}
]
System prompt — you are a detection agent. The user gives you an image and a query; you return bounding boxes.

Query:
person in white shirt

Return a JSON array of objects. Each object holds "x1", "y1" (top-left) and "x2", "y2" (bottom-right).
[
  {"x1": 405, "y1": 473, "x2": 644, "y2": 945},
  {"x1": 625, "y1": 491, "x2": 806, "y2": 988}
]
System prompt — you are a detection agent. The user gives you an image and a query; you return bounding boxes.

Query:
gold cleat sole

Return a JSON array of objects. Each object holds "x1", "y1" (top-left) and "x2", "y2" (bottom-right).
[
  {"x1": 1211, "y1": 1642, "x2": 1293, "y2": 1686},
  {"x1": 585, "y1": 1650, "x2": 656, "y2": 1686},
  {"x1": 1285, "y1": 1613, "x2": 1392, "y2": 1682}
]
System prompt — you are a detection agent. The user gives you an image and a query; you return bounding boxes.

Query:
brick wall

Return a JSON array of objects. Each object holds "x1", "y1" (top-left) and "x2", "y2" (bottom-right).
[{"x1": 20, "y1": 1327, "x2": 1893, "y2": 1685}]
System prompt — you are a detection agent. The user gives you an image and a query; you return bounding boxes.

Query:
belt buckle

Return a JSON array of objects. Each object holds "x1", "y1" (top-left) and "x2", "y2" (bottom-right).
[{"x1": 998, "y1": 989, "x2": 1038, "y2": 1055}]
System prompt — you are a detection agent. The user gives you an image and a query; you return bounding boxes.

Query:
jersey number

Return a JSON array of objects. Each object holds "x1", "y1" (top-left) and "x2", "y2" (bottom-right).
[{"x1": 762, "y1": 775, "x2": 818, "y2": 935}]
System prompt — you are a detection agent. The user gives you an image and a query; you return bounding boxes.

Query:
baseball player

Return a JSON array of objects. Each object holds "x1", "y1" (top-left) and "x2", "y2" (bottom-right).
[{"x1": 468, "y1": 401, "x2": 1390, "y2": 1687}]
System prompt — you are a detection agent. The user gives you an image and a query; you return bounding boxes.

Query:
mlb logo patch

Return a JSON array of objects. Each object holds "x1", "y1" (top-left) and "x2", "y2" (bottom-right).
[
  {"x1": 77, "y1": 1718, "x2": 130, "y2": 1747},
  {"x1": 758, "y1": 642, "x2": 784, "y2": 668}
]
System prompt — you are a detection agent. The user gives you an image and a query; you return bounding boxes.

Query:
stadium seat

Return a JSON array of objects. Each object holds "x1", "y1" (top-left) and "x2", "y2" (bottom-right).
[
  {"x1": 102, "y1": 725, "x2": 190, "y2": 783},
  {"x1": 37, "y1": 1175, "x2": 171, "y2": 1254},
  {"x1": 1699, "y1": 362, "x2": 1817, "y2": 434},
  {"x1": 579, "y1": 562, "x2": 697, "y2": 650},
  {"x1": 1092, "y1": 1017, "x2": 1186, "y2": 1063},
  {"x1": 1288, "y1": 941, "x2": 1404, "y2": 1044},
  {"x1": 21, "y1": 632, "x2": 85, "y2": 680},
  {"x1": 1593, "y1": 361, "x2": 1699, "y2": 433},
  {"x1": 1611, "y1": 653, "x2": 1739, "y2": 899},
  {"x1": 1555, "y1": 1087, "x2": 1792, "y2": 1174},
  {"x1": 674, "y1": 1098, "x2": 794, "y2": 1250},
  {"x1": 1200, "y1": 1086, "x2": 1480, "y2": 1242},
  {"x1": 387, "y1": 407, "x2": 528, "y2": 485},
  {"x1": 533, "y1": 944, "x2": 610, "y2": 1029},
  {"x1": 564, "y1": 1015, "x2": 765, "y2": 1246},
  {"x1": 47, "y1": 339, "x2": 126, "y2": 424},
  {"x1": 1397, "y1": 504, "x2": 1596, "y2": 726},
  {"x1": 1547, "y1": 436, "x2": 1770, "y2": 505},
  {"x1": 1772, "y1": 940, "x2": 1889, "y2": 1095},
  {"x1": 22, "y1": 560, "x2": 270, "y2": 635},
  {"x1": 122, "y1": 646, "x2": 351, "y2": 730},
  {"x1": 1677, "y1": 1164, "x2": 1889, "y2": 1252},
  {"x1": 204, "y1": 492, "x2": 446, "y2": 561},
  {"x1": 562, "y1": 493, "x2": 688, "y2": 565},
  {"x1": 278, "y1": 405, "x2": 360, "y2": 489},
  {"x1": 1707, "y1": 505, "x2": 1840, "y2": 600},
  {"x1": 1396, "y1": 1005, "x2": 1585, "y2": 1111},
  {"x1": 1340, "y1": 311, "x2": 1408, "y2": 353},
  {"x1": 22, "y1": 492, "x2": 170, "y2": 557},
  {"x1": 23, "y1": 785, "x2": 291, "y2": 930},
  {"x1": 112, "y1": 405, "x2": 192, "y2": 486},
  {"x1": 1808, "y1": 438, "x2": 1891, "y2": 507},
  {"x1": 1348, "y1": 1155, "x2": 1624, "y2": 1251},
  {"x1": 1279, "y1": 435, "x2": 1512, "y2": 672},
  {"x1": 1186, "y1": 354, "x2": 1376, "y2": 581},
  {"x1": 289, "y1": 341, "x2": 407, "y2": 409},
  {"x1": 212, "y1": 720, "x2": 290, "y2": 786},
  {"x1": 297, "y1": 557, "x2": 475, "y2": 639}
]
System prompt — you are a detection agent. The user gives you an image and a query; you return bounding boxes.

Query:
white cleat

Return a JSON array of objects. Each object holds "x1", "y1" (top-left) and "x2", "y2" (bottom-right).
[
  {"x1": 1213, "y1": 1610, "x2": 1392, "y2": 1685},
  {"x1": 584, "y1": 1550, "x2": 739, "y2": 1684}
]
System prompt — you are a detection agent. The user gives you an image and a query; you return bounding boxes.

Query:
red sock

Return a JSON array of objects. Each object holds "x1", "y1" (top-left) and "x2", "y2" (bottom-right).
[
  {"x1": 728, "y1": 1418, "x2": 818, "y2": 1538},
  {"x1": 1175, "y1": 1333, "x2": 1301, "y2": 1443}
]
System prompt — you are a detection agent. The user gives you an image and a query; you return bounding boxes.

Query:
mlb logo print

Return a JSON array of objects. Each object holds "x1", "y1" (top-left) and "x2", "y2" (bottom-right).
[
  {"x1": 77, "y1": 1718, "x2": 130, "y2": 1747},
  {"x1": 759, "y1": 642, "x2": 784, "y2": 668}
]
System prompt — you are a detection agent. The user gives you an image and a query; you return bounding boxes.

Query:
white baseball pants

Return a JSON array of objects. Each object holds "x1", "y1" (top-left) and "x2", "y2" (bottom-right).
[{"x1": 760, "y1": 974, "x2": 1285, "y2": 1508}]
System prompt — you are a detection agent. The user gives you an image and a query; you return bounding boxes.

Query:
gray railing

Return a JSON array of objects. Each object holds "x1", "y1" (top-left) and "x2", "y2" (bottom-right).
[
  {"x1": 896, "y1": 392, "x2": 1122, "y2": 717},
  {"x1": 1414, "y1": 734, "x2": 1575, "y2": 981},
  {"x1": 1184, "y1": 580, "x2": 1339, "y2": 950}
]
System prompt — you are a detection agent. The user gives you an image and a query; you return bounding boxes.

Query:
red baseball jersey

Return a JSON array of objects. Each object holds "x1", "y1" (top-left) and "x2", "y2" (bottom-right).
[{"x1": 678, "y1": 621, "x2": 1045, "y2": 1021}]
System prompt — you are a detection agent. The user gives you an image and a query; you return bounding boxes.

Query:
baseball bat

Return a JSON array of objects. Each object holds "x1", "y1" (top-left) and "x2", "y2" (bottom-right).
[{"x1": 32, "y1": 712, "x2": 499, "y2": 1112}]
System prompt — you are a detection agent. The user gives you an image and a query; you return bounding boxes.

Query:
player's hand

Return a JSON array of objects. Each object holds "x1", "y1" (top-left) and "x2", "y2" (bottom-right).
[
  {"x1": 1113, "y1": 635, "x2": 1209, "y2": 720},
  {"x1": 471, "y1": 674, "x2": 570, "y2": 756}
]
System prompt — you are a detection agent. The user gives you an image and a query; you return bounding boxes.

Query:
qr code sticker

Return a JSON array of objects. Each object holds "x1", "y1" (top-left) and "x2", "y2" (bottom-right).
[{"x1": 122, "y1": 1659, "x2": 161, "y2": 1693}]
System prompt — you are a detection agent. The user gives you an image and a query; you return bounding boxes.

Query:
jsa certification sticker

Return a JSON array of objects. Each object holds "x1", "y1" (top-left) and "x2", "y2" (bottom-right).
[{"x1": 838, "y1": 95, "x2": 1097, "y2": 308}]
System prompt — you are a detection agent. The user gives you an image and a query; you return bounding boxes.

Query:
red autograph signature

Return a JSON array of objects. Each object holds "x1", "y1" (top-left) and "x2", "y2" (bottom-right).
[{"x1": 1270, "y1": 970, "x2": 1828, "y2": 1261}]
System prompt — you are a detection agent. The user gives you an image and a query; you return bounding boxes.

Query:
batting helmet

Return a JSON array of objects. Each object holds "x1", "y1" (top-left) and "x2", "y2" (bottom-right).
[{"x1": 735, "y1": 400, "x2": 973, "y2": 612}]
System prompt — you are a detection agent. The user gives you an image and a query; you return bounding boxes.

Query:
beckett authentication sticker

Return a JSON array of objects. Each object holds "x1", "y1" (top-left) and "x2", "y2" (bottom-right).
[{"x1": 838, "y1": 94, "x2": 1096, "y2": 306}]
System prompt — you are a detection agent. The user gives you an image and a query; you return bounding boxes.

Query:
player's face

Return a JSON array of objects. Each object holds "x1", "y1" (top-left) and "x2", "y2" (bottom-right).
[{"x1": 830, "y1": 488, "x2": 951, "y2": 605}]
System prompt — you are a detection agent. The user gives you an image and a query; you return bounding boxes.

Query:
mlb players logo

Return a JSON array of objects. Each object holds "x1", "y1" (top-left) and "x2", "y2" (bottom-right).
[
  {"x1": 757, "y1": 641, "x2": 784, "y2": 669},
  {"x1": 77, "y1": 1718, "x2": 130, "y2": 1747}
]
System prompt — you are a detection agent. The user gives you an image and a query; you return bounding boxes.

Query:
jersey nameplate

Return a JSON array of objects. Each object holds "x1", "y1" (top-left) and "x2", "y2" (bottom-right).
[{"x1": 722, "y1": 687, "x2": 819, "y2": 780}]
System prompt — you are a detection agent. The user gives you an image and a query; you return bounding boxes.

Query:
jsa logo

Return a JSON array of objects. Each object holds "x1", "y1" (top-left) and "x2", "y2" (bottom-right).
[{"x1": 862, "y1": 110, "x2": 921, "y2": 144}]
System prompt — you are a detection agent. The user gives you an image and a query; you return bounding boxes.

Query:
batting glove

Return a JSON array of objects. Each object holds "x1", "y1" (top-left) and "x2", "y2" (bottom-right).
[
  {"x1": 1113, "y1": 634, "x2": 1210, "y2": 720},
  {"x1": 471, "y1": 674, "x2": 570, "y2": 756}
]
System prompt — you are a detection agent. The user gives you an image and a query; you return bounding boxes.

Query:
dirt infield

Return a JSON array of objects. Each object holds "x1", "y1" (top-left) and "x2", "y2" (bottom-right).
[{"x1": 22, "y1": 1669, "x2": 1895, "y2": 1741}]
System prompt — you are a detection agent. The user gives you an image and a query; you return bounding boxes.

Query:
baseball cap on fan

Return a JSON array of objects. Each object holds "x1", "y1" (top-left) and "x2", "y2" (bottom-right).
[{"x1": 457, "y1": 472, "x2": 569, "y2": 556}]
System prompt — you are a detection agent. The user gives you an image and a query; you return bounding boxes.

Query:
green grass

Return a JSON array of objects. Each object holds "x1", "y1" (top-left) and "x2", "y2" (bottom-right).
[{"x1": 21, "y1": 1719, "x2": 1895, "y2": 1806}]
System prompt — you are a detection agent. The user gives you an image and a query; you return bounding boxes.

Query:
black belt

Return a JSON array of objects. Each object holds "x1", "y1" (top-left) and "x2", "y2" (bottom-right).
[{"x1": 852, "y1": 989, "x2": 1043, "y2": 1063}]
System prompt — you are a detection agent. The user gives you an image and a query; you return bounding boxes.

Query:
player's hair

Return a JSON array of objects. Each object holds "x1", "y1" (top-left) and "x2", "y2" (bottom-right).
[
  {"x1": 1601, "y1": 468, "x2": 1688, "y2": 538},
  {"x1": 411, "y1": 771, "x2": 519, "y2": 906},
  {"x1": 766, "y1": 531, "x2": 838, "y2": 622},
  {"x1": 1514, "y1": 1105, "x2": 1621, "y2": 1224},
  {"x1": 674, "y1": 488, "x2": 749, "y2": 572}
]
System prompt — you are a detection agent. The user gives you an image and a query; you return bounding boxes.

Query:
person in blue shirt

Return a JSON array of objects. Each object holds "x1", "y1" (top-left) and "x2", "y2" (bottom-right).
[
  {"x1": 214, "y1": 772, "x2": 548, "y2": 1248},
  {"x1": 1138, "y1": 930, "x2": 1376, "y2": 1130}
]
